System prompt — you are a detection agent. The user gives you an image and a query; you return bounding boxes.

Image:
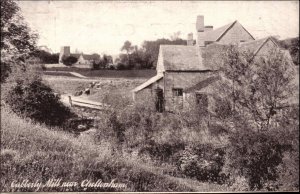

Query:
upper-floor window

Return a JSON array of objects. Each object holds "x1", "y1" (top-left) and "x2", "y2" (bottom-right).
[{"x1": 172, "y1": 88, "x2": 183, "y2": 97}]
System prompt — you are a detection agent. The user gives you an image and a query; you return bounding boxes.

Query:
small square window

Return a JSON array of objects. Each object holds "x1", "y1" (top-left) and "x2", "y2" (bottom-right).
[{"x1": 172, "y1": 88, "x2": 183, "y2": 96}]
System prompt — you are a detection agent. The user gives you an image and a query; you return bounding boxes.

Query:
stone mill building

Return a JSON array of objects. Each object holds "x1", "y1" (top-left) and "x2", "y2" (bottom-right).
[{"x1": 132, "y1": 15, "x2": 293, "y2": 113}]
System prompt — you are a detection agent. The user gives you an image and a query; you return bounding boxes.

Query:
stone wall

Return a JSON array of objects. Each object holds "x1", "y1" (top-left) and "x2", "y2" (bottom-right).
[
  {"x1": 164, "y1": 71, "x2": 217, "y2": 112},
  {"x1": 218, "y1": 22, "x2": 254, "y2": 45},
  {"x1": 255, "y1": 39, "x2": 277, "y2": 56}
]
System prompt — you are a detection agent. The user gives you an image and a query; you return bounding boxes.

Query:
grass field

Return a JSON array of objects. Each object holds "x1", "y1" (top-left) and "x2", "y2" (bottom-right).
[
  {"x1": 43, "y1": 75, "x2": 147, "y2": 104},
  {"x1": 44, "y1": 67, "x2": 156, "y2": 78}
]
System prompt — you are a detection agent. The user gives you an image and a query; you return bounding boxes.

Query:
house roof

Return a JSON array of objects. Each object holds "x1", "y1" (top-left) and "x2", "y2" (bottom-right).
[
  {"x1": 159, "y1": 43, "x2": 231, "y2": 72},
  {"x1": 71, "y1": 53, "x2": 100, "y2": 61},
  {"x1": 199, "y1": 21, "x2": 255, "y2": 43},
  {"x1": 200, "y1": 43, "x2": 230, "y2": 70},
  {"x1": 132, "y1": 73, "x2": 163, "y2": 93},
  {"x1": 184, "y1": 75, "x2": 221, "y2": 93},
  {"x1": 239, "y1": 36, "x2": 278, "y2": 55},
  {"x1": 160, "y1": 45, "x2": 205, "y2": 71}
]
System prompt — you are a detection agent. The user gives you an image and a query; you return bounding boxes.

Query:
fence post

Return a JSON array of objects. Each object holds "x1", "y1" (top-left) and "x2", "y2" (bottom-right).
[{"x1": 68, "y1": 96, "x2": 72, "y2": 107}]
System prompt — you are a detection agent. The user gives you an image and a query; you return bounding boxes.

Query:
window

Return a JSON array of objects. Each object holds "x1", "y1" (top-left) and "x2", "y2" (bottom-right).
[{"x1": 172, "y1": 88, "x2": 183, "y2": 97}]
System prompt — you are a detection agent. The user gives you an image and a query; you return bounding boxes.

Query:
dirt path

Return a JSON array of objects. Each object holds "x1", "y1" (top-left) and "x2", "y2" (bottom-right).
[
  {"x1": 44, "y1": 71, "x2": 88, "y2": 78},
  {"x1": 69, "y1": 72, "x2": 88, "y2": 78}
]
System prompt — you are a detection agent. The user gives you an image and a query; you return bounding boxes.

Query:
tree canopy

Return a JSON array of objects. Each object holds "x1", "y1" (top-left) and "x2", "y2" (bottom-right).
[
  {"x1": 115, "y1": 38, "x2": 186, "y2": 70},
  {"x1": 1, "y1": 0, "x2": 38, "y2": 81}
]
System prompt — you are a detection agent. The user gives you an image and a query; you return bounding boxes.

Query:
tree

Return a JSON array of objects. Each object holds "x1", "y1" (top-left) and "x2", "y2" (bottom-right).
[
  {"x1": 1, "y1": 0, "x2": 38, "y2": 82},
  {"x1": 121, "y1": 40, "x2": 134, "y2": 55},
  {"x1": 141, "y1": 38, "x2": 186, "y2": 68},
  {"x1": 170, "y1": 31, "x2": 181, "y2": 41},
  {"x1": 32, "y1": 50, "x2": 59, "y2": 64},
  {"x1": 278, "y1": 37, "x2": 299, "y2": 65},
  {"x1": 216, "y1": 47, "x2": 297, "y2": 131},
  {"x1": 215, "y1": 46, "x2": 298, "y2": 190},
  {"x1": 62, "y1": 56, "x2": 78, "y2": 66}
]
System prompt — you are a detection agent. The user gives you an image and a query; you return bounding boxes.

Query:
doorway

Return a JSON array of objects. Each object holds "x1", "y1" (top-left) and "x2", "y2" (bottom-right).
[{"x1": 155, "y1": 89, "x2": 164, "y2": 112}]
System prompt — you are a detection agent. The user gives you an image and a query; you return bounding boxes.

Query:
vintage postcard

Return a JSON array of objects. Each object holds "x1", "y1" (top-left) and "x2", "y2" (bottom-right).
[{"x1": 1, "y1": 0, "x2": 299, "y2": 193}]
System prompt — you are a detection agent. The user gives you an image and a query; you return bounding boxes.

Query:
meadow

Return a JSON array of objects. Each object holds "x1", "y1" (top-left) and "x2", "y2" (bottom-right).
[
  {"x1": 44, "y1": 67, "x2": 156, "y2": 78},
  {"x1": 42, "y1": 75, "x2": 147, "y2": 103}
]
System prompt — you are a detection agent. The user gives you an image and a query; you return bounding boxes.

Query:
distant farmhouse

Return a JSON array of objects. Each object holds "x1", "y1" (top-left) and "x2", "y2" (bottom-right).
[
  {"x1": 59, "y1": 46, "x2": 100, "y2": 68},
  {"x1": 132, "y1": 15, "x2": 294, "y2": 112}
]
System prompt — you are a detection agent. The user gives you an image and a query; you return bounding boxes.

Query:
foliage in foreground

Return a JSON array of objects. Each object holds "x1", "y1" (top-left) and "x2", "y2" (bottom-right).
[
  {"x1": 0, "y1": 106, "x2": 206, "y2": 192},
  {"x1": 2, "y1": 66, "x2": 76, "y2": 128},
  {"x1": 1, "y1": 0, "x2": 38, "y2": 82}
]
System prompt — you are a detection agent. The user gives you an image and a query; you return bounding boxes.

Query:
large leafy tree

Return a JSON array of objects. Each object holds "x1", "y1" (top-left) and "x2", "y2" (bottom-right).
[
  {"x1": 1, "y1": 0, "x2": 38, "y2": 81},
  {"x1": 215, "y1": 46, "x2": 298, "y2": 190},
  {"x1": 217, "y1": 47, "x2": 297, "y2": 131}
]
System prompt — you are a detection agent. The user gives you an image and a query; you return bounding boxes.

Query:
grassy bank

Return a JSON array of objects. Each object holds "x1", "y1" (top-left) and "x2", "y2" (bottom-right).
[{"x1": 1, "y1": 105, "x2": 225, "y2": 192}]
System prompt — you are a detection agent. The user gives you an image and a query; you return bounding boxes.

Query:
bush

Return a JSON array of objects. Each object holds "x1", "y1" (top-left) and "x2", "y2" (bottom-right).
[
  {"x1": 177, "y1": 144, "x2": 227, "y2": 184},
  {"x1": 62, "y1": 56, "x2": 78, "y2": 66},
  {"x1": 225, "y1": 130, "x2": 286, "y2": 190},
  {"x1": 3, "y1": 67, "x2": 76, "y2": 127}
]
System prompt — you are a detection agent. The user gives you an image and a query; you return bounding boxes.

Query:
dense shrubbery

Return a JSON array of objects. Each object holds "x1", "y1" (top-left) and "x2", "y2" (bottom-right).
[
  {"x1": 3, "y1": 66, "x2": 77, "y2": 128},
  {"x1": 177, "y1": 144, "x2": 227, "y2": 183},
  {"x1": 62, "y1": 56, "x2": 78, "y2": 66},
  {"x1": 32, "y1": 50, "x2": 59, "y2": 64},
  {"x1": 225, "y1": 130, "x2": 286, "y2": 190}
]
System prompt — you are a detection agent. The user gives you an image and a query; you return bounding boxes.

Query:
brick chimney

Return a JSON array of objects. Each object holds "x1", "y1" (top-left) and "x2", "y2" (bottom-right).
[
  {"x1": 187, "y1": 33, "x2": 193, "y2": 46},
  {"x1": 196, "y1": 15, "x2": 205, "y2": 47}
]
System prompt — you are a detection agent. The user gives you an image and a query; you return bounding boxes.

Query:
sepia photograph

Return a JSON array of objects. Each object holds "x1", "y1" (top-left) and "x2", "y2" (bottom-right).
[{"x1": 0, "y1": 0, "x2": 299, "y2": 192}]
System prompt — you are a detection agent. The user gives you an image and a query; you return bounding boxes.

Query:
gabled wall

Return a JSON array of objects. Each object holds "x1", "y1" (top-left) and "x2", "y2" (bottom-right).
[
  {"x1": 218, "y1": 22, "x2": 254, "y2": 45},
  {"x1": 255, "y1": 39, "x2": 278, "y2": 56}
]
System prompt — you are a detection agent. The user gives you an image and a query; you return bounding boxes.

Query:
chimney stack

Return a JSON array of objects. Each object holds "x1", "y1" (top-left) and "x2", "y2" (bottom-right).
[
  {"x1": 196, "y1": 15, "x2": 205, "y2": 47},
  {"x1": 196, "y1": 15, "x2": 204, "y2": 32},
  {"x1": 187, "y1": 33, "x2": 193, "y2": 46}
]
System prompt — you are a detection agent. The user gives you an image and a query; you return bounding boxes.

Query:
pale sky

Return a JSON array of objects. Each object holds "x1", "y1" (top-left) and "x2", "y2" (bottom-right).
[{"x1": 18, "y1": 0, "x2": 299, "y2": 55}]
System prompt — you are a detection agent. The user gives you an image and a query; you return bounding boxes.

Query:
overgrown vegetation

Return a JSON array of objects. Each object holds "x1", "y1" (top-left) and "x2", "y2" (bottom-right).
[
  {"x1": 115, "y1": 38, "x2": 187, "y2": 70},
  {"x1": 1, "y1": 0, "x2": 38, "y2": 82},
  {"x1": 1, "y1": 106, "x2": 207, "y2": 192},
  {"x1": 2, "y1": 66, "x2": 80, "y2": 130}
]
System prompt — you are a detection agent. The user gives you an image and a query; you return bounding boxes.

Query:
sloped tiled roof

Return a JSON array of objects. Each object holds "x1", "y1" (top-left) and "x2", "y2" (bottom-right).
[
  {"x1": 199, "y1": 20, "x2": 255, "y2": 43},
  {"x1": 82, "y1": 54, "x2": 100, "y2": 61},
  {"x1": 203, "y1": 21, "x2": 236, "y2": 42},
  {"x1": 184, "y1": 75, "x2": 221, "y2": 93},
  {"x1": 159, "y1": 43, "x2": 230, "y2": 71},
  {"x1": 70, "y1": 53, "x2": 100, "y2": 61},
  {"x1": 132, "y1": 73, "x2": 163, "y2": 93},
  {"x1": 239, "y1": 36, "x2": 278, "y2": 55},
  {"x1": 200, "y1": 43, "x2": 230, "y2": 70},
  {"x1": 160, "y1": 45, "x2": 205, "y2": 71}
]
